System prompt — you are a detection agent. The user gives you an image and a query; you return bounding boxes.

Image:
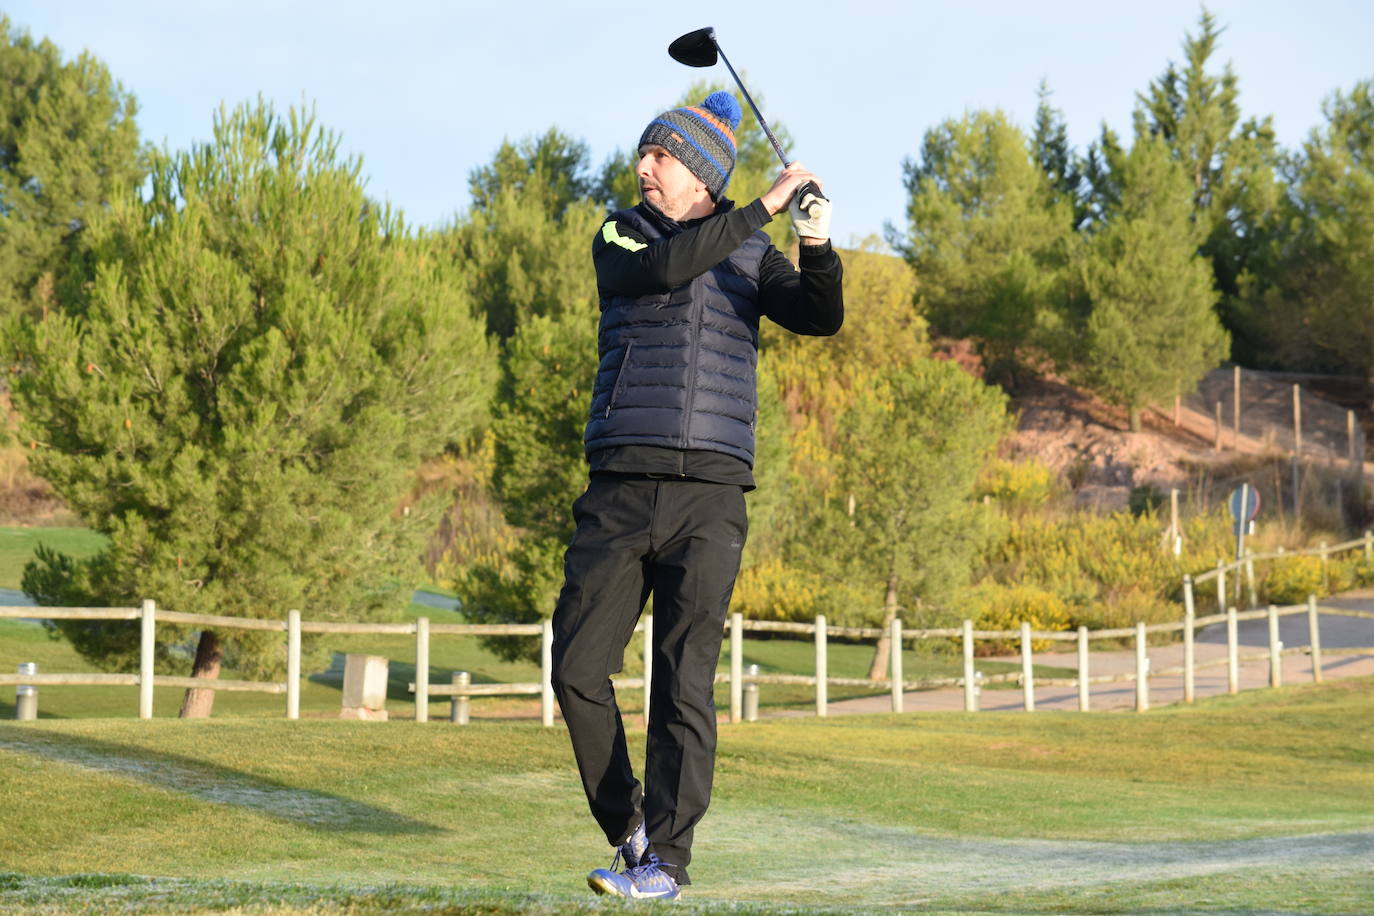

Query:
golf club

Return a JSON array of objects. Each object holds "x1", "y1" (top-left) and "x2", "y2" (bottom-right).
[{"x1": 668, "y1": 26, "x2": 825, "y2": 218}]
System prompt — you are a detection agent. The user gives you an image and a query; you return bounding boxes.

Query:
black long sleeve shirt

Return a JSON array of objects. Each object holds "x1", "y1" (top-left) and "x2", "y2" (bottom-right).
[{"x1": 588, "y1": 197, "x2": 844, "y2": 488}]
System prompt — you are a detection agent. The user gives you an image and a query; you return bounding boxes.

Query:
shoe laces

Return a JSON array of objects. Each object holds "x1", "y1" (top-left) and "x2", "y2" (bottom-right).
[{"x1": 626, "y1": 854, "x2": 677, "y2": 887}]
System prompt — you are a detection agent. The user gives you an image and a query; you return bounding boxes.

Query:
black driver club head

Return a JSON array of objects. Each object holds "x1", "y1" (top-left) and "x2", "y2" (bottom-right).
[{"x1": 668, "y1": 27, "x2": 718, "y2": 67}]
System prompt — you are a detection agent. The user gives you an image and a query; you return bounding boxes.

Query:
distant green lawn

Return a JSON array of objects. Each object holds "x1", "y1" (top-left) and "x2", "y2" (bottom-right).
[
  {"x1": 0, "y1": 526, "x2": 107, "y2": 591},
  {"x1": 1, "y1": 677, "x2": 1371, "y2": 914}
]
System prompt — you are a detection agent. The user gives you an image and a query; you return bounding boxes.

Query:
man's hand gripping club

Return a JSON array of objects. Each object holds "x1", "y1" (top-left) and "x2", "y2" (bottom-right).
[{"x1": 760, "y1": 162, "x2": 832, "y2": 244}]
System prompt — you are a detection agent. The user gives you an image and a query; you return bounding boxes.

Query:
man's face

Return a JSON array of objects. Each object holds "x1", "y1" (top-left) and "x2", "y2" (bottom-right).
[{"x1": 637, "y1": 144, "x2": 708, "y2": 219}]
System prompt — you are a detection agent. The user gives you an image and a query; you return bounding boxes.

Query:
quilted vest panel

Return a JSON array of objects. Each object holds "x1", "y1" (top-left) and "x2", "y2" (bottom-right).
[{"x1": 584, "y1": 205, "x2": 767, "y2": 465}]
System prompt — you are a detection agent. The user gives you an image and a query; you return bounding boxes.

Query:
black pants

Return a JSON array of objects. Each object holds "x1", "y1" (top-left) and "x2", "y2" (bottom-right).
[{"x1": 551, "y1": 474, "x2": 748, "y2": 886}]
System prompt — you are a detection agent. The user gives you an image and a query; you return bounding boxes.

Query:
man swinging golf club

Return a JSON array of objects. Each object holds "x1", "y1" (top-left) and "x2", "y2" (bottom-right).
[{"x1": 550, "y1": 88, "x2": 843, "y2": 900}]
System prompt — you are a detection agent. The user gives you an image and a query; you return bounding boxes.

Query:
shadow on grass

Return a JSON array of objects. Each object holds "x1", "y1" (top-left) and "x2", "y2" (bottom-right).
[{"x1": 0, "y1": 729, "x2": 442, "y2": 836}]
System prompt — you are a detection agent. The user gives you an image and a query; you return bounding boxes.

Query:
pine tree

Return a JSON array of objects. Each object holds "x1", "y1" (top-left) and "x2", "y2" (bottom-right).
[
  {"x1": 1073, "y1": 133, "x2": 1228, "y2": 430},
  {"x1": 824, "y1": 357, "x2": 1009, "y2": 678},
  {"x1": 1135, "y1": 10, "x2": 1282, "y2": 355},
  {"x1": 893, "y1": 110, "x2": 1074, "y2": 382},
  {"x1": 1241, "y1": 80, "x2": 1374, "y2": 377},
  {"x1": 5, "y1": 100, "x2": 496, "y2": 716},
  {"x1": 0, "y1": 16, "x2": 145, "y2": 322},
  {"x1": 440, "y1": 136, "x2": 603, "y2": 659}
]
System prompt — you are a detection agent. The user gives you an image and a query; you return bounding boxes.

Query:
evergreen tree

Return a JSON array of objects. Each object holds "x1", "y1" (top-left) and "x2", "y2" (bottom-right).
[
  {"x1": 1240, "y1": 80, "x2": 1374, "y2": 377},
  {"x1": 453, "y1": 132, "x2": 604, "y2": 340},
  {"x1": 1135, "y1": 10, "x2": 1282, "y2": 354},
  {"x1": 442, "y1": 136, "x2": 603, "y2": 659},
  {"x1": 1032, "y1": 82, "x2": 1088, "y2": 230},
  {"x1": 0, "y1": 16, "x2": 145, "y2": 322},
  {"x1": 1071, "y1": 133, "x2": 1228, "y2": 430},
  {"x1": 5, "y1": 100, "x2": 495, "y2": 716},
  {"x1": 892, "y1": 110, "x2": 1074, "y2": 382},
  {"x1": 469, "y1": 128, "x2": 596, "y2": 219},
  {"x1": 824, "y1": 357, "x2": 1009, "y2": 678}
]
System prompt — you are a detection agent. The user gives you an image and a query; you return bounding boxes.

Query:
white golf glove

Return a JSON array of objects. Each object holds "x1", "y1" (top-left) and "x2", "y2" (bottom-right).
[{"x1": 789, "y1": 189, "x2": 831, "y2": 242}]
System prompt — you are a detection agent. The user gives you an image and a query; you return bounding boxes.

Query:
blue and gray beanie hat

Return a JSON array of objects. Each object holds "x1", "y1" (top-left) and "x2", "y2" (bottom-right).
[{"x1": 638, "y1": 90, "x2": 742, "y2": 200}]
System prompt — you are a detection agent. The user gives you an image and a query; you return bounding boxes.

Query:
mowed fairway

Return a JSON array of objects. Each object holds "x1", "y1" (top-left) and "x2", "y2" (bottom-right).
[{"x1": 1, "y1": 679, "x2": 1372, "y2": 915}]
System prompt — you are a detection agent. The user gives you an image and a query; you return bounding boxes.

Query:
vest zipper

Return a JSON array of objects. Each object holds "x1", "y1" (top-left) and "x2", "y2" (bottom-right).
[
  {"x1": 681, "y1": 278, "x2": 703, "y2": 447},
  {"x1": 606, "y1": 340, "x2": 634, "y2": 417}
]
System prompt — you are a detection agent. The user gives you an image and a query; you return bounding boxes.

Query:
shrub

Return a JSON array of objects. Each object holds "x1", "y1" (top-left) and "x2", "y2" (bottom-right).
[
  {"x1": 976, "y1": 459, "x2": 1055, "y2": 514},
  {"x1": 967, "y1": 582, "x2": 1071, "y2": 655}
]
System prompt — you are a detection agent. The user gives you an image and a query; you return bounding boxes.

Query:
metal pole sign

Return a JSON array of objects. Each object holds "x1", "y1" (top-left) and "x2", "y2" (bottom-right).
[{"x1": 1228, "y1": 484, "x2": 1261, "y2": 584}]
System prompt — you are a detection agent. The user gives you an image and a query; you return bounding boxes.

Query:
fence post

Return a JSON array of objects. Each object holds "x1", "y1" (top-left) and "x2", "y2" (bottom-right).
[
  {"x1": 451, "y1": 672, "x2": 470, "y2": 724},
  {"x1": 415, "y1": 616, "x2": 430, "y2": 723},
  {"x1": 1308, "y1": 594, "x2": 1323, "y2": 684},
  {"x1": 287, "y1": 609, "x2": 301, "y2": 720},
  {"x1": 890, "y1": 617, "x2": 903, "y2": 713},
  {"x1": 1293, "y1": 384, "x2": 1302, "y2": 457},
  {"x1": 1216, "y1": 561, "x2": 1226, "y2": 614},
  {"x1": 1348, "y1": 409, "x2": 1357, "y2": 469},
  {"x1": 815, "y1": 614, "x2": 827, "y2": 718},
  {"x1": 642, "y1": 614, "x2": 653, "y2": 727},
  {"x1": 1233, "y1": 365, "x2": 1242, "y2": 447},
  {"x1": 139, "y1": 599, "x2": 155, "y2": 720},
  {"x1": 1021, "y1": 621, "x2": 1035, "y2": 712},
  {"x1": 1183, "y1": 577, "x2": 1196, "y2": 704},
  {"x1": 1226, "y1": 606, "x2": 1239, "y2": 695},
  {"x1": 730, "y1": 612, "x2": 743, "y2": 724},
  {"x1": 1245, "y1": 551, "x2": 1257, "y2": 609},
  {"x1": 1319, "y1": 542, "x2": 1329, "y2": 590},
  {"x1": 1267, "y1": 605, "x2": 1282, "y2": 688},
  {"x1": 542, "y1": 618, "x2": 554, "y2": 727},
  {"x1": 1135, "y1": 621, "x2": 1149, "y2": 712},
  {"x1": 1214, "y1": 401, "x2": 1223, "y2": 451},
  {"x1": 1077, "y1": 625, "x2": 1089, "y2": 712},
  {"x1": 1365, "y1": 530, "x2": 1372, "y2": 562},
  {"x1": 962, "y1": 619, "x2": 977, "y2": 712},
  {"x1": 1170, "y1": 488, "x2": 1181, "y2": 556}
]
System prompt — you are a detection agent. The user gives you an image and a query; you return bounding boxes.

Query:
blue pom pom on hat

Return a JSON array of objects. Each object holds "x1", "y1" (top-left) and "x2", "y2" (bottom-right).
[
  {"x1": 700, "y1": 90, "x2": 742, "y2": 132},
  {"x1": 639, "y1": 92, "x2": 741, "y2": 200}
]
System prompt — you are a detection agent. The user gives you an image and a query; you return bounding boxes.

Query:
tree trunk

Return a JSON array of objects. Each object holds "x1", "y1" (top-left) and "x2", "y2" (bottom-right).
[
  {"x1": 866, "y1": 572, "x2": 900, "y2": 681},
  {"x1": 178, "y1": 630, "x2": 222, "y2": 719}
]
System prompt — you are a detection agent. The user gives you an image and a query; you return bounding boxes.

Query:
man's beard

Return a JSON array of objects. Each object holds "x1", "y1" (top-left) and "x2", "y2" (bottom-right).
[{"x1": 642, "y1": 186, "x2": 691, "y2": 221}]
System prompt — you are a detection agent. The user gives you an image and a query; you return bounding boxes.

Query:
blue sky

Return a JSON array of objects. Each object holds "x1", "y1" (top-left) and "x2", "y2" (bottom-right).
[{"x1": 7, "y1": 0, "x2": 1372, "y2": 246}]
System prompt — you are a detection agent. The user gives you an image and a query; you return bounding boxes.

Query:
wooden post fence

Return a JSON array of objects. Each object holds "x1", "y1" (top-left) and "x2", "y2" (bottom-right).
[
  {"x1": 1227, "y1": 606, "x2": 1240, "y2": 695},
  {"x1": 815, "y1": 615, "x2": 828, "y2": 717},
  {"x1": 890, "y1": 617, "x2": 904, "y2": 713},
  {"x1": 962, "y1": 619, "x2": 977, "y2": 712},
  {"x1": 730, "y1": 612, "x2": 743, "y2": 724},
  {"x1": 287, "y1": 609, "x2": 301, "y2": 720},
  {"x1": 1021, "y1": 621, "x2": 1034, "y2": 712},
  {"x1": 1183, "y1": 578, "x2": 1196, "y2": 704},
  {"x1": 1135, "y1": 622, "x2": 1149, "y2": 712},
  {"x1": 1308, "y1": 595, "x2": 1323, "y2": 683},
  {"x1": 541, "y1": 619, "x2": 555, "y2": 727},
  {"x1": 1077, "y1": 626, "x2": 1089, "y2": 712},
  {"x1": 139, "y1": 599, "x2": 155, "y2": 720},
  {"x1": 415, "y1": 616, "x2": 430, "y2": 723},
  {"x1": 1268, "y1": 605, "x2": 1282, "y2": 688}
]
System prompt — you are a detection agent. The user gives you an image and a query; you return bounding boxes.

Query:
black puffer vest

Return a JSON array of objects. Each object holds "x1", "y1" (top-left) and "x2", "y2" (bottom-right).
[{"x1": 584, "y1": 204, "x2": 769, "y2": 465}]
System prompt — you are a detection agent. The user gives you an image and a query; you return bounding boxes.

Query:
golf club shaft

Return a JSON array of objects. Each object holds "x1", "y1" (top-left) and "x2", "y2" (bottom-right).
[
  {"x1": 713, "y1": 46, "x2": 790, "y2": 167},
  {"x1": 714, "y1": 44, "x2": 825, "y2": 217}
]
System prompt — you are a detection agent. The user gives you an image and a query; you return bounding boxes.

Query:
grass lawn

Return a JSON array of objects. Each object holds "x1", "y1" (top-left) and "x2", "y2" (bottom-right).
[
  {"x1": 1, "y1": 677, "x2": 1371, "y2": 914},
  {"x1": 0, "y1": 527, "x2": 107, "y2": 591}
]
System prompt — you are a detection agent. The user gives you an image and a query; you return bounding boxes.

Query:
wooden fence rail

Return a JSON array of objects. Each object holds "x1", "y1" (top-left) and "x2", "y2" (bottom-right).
[{"x1": 3, "y1": 595, "x2": 1372, "y2": 723}]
